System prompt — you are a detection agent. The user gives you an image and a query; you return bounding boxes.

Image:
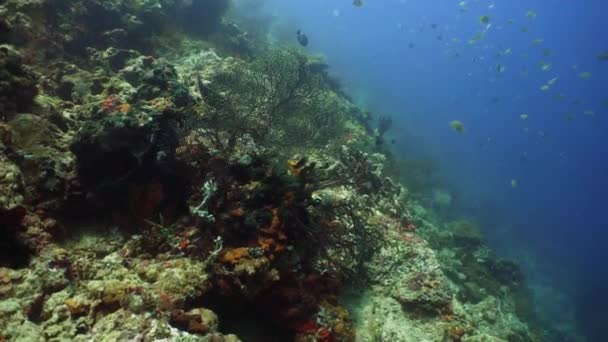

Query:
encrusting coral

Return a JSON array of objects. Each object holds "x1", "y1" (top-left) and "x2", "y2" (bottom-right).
[{"x1": 0, "y1": 0, "x2": 549, "y2": 341}]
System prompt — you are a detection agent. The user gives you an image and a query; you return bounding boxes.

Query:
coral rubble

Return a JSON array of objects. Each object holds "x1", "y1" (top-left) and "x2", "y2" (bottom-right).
[{"x1": 0, "y1": 0, "x2": 547, "y2": 341}]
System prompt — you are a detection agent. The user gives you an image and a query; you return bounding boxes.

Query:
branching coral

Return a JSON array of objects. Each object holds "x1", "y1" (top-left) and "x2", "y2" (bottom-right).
[
  {"x1": 198, "y1": 47, "x2": 345, "y2": 152},
  {"x1": 190, "y1": 179, "x2": 217, "y2": 222},
  {"x1": 203, "y1": 236, "x2": 223, "y2": 269},
  {"x1": 296, "y1": 145, "x2": 392, "y2": 197}
]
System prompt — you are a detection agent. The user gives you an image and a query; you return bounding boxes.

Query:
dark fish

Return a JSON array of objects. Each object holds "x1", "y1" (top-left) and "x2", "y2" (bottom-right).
[
  {"x1": 353, "y1": 0, "x2": 364, "y2": 7},
  {"x1": 431, "y1": 23, "x2": 438, "y2": 29},
  {"x1": 436, "y1": 35, "x2": 443, "y2": 41},
  {"x1": 408, "y1": 43, "x2": 415, "y2": 48},
  {"x1": 296, "y1": 30, "x2": 308, "y2": 47}
]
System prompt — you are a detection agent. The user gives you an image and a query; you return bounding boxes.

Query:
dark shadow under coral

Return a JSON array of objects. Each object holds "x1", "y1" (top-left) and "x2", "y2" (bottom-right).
[
  {"x1": 188, "y1": 292, "x2": 294, "y2": 342},
  {"x1": 0, "y1": 228, "x2": 31, "y2": 269}
]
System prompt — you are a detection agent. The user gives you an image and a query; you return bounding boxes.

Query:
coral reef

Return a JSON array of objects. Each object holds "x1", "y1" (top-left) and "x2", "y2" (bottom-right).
[
  {"x1": 0, "y1": 44, "x2": 38, "y2": 119},
  {"x1": 198, "y1": 47, "x2": 346, "y2": 153},
  {"x1": 0, "y1": 0, "x2": 546, "y2": 341}
]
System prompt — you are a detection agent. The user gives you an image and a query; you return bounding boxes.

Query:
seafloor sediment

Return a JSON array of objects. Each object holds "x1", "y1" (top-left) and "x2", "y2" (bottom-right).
[{"x1": 0, "y1": 1, "x2": 549, "y2": 341}]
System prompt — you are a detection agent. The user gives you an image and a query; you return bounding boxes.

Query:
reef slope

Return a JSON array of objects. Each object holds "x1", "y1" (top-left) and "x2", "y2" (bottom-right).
[{"x1": 0, "y1": 1, "x2": 543, "y2": 341}]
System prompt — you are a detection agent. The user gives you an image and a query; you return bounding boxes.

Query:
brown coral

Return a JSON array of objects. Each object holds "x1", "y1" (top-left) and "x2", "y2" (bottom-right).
[
  {"x1": 171, "y1": 309, "x2": 209, "y2": 334},
  {"x1": 170, "y1": 308, "x2": 218, "y2": 334},
  {"x1": 220, "y1": 247, "x2": 250, "y2": 265},
  {"x1": 0, "y1": 267, "x2": 14, "y2": 298},
  {"x1": 257, "y1": 208, "x2": 287, "y2": 260},
  {"x1": 65, "y1": 297, "x2": 90, "y2": 317},
  {"x1": 447, "y1": 325, "x2": 466, "y2": 341}
]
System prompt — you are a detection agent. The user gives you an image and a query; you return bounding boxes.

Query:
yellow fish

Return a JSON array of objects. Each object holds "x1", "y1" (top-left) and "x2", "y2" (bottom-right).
[
  {"x1": 450, "y1": 120, "x2": 465, "y2": 133},
  {"x1": 579, "y1": 72, "x2": 592, "y2": 80}
]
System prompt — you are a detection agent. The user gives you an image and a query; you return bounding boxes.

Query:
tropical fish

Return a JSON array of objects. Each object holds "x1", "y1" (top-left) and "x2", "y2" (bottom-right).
[
  {"x1": 520, "y1": 114, "x2": 529, "y2": 120},
  {"x1": 450, "y1": 120, "x2": 465, "y2": 133},
  {"x1": 469, "y1": 31, "x2": 485, "y2": 45},
  {"x1": 510, "y1": 179, "x2": 518, "y2": 188},
  {"x1": 584, "y1": 110, "x2": 595, "y2": 117},
  {"x1": 353, "y1": 0, "x2": 364, "y2": 7},
  {"x1": 496, "y1": 64, "x2": 506, "y2": 73},
  {"x1": 296, "y1": 30, "x2": 309, "y2": 47},
  {"x1": 542, "y1": 48, "x2": 552, "y2": 57},
  {"x1": 579, "y1": 72, "x2": 592, "y2": 79},
  {"x1": 480, "y1": 15, "x2": 491, "y2": 24},
  {"x1": 532, "y1": 38, "x2": 544, "y2": 46},
  {"x1": 547, "y1": 77, "x2": 558, "y2": 86},
  {"x1": 526, "y1": 10, "x2": 537, "y2": 19},
  {"x1": 598, "y1": 51, "x2": 608, "y2": 61},
  {"x1": 495, "y1": 48, "x2": 512, "y2": 58},
  {"x1": 539, "y1": 62, "x2": 551, "y2": 71},
  {"x1": 540, "y1": 84, "x2": 550, "y2": 91}
]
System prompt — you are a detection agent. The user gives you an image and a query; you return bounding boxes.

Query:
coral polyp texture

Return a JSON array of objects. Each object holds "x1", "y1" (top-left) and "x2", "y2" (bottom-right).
[{"x1": 0, "y1": 0, "x2": 544, "y2": 341}]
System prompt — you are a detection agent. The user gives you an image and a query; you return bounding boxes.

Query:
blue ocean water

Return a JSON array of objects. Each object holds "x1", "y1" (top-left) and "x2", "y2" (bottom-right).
[{"x1": 240, "y1": 0, "x2": 608, "y2": 339}]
